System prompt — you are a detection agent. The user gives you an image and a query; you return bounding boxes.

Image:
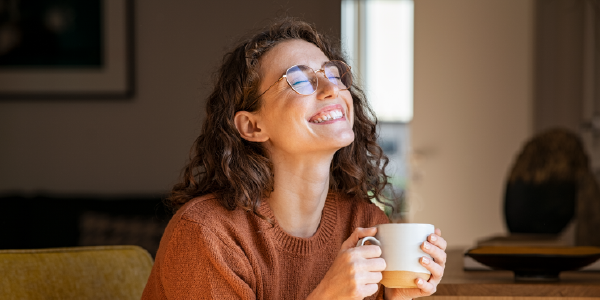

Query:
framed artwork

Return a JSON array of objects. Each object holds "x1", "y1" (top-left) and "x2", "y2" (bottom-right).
[{"x1": 0, "y1": 0, "x2": 134, "y2": 99}]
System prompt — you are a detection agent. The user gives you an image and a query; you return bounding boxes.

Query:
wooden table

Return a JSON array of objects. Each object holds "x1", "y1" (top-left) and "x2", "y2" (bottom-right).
[{"x1": 423, "y1": 249, "x2": 600, "y2": 300}]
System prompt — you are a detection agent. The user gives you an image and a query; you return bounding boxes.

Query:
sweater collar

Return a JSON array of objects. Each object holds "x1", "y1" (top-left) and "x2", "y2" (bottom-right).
[{"x1": 257, "y1": 192, "x2": 338, "y2": 255}]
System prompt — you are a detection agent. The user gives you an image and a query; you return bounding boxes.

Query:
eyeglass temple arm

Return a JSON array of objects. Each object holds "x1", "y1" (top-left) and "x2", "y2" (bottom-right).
[{"x1": 245, "y1": 76, "x2": 286, "y2": 110}]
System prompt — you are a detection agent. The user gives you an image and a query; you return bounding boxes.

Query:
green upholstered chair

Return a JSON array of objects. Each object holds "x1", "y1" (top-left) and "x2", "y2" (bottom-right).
[{"x1": 0, "y1": 245, "x2": 153, "y2": 300}]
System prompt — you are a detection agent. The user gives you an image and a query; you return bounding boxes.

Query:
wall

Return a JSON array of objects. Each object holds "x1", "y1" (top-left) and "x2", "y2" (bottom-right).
[
  {"x1": 534, "y1": 0, "x2": 584, "y2": 134},
  {"x1": 534, "y1": 0, "x2": 600, "y2": 173},
  {"x1": 0, "y1": 0, "x2": 341, "y2": 195},
  {"x1": 1, "y1": 0, "x2": 538, "y2": 249},
  {"x1": 411, "y1": 0, "x2": 534, "y2": 248}
]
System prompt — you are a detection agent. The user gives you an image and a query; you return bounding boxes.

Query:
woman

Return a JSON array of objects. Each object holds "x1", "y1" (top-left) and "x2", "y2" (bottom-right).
[{"x1": 142, "y1": 19, "x2": 447, "y2": 300}]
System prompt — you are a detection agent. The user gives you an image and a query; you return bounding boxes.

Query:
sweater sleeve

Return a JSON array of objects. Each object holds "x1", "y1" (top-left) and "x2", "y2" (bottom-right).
[
  {"x1": 160, "y1": 218, "x2": 257, "y2": 300},
  {"x1": 375, "y1": 285, "x2": 385, "y2": 300}
]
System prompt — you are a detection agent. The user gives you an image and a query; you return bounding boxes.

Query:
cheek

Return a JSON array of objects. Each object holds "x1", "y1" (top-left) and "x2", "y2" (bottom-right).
[
  {"x1": 264, "y1": 103, "x2": 307, "y2": 133},
  {"x1": 349, "y1": 104, "x2": 356, "y2": 128},
  {"x1": 343, "y1": 92, "x2": 355, "y2": 125}
]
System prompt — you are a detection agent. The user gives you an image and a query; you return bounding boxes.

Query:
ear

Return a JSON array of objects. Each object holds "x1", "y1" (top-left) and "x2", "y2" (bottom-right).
[{"x1": 234, "y1": 111, "x2": 269, "y2": 142}]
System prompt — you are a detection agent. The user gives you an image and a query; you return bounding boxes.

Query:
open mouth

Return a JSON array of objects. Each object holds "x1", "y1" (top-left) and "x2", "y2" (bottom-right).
[{"x1": 309, "y1": 108, "x2": 345, "y2": 123}]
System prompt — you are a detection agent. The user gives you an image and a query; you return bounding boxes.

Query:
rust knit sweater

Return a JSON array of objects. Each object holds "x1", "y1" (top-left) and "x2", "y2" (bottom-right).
[{"x1": 141, "y1": 192, "x2": 390, "y2": 300}]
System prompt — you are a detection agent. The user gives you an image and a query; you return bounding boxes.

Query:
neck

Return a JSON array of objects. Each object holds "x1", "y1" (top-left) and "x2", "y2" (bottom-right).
[{"x1": 266, "y1": 151, "x2": 334, "y2": 238}]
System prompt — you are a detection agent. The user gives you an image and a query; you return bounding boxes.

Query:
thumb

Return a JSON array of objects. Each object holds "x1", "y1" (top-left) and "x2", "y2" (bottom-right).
[{"x1": 341, "y1": 227, "x2": 378, "y2": 251}]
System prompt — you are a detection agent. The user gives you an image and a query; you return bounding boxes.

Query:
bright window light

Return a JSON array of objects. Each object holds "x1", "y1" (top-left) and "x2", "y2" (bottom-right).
[{"x1": 342, "y1": 0, "x2": 414, "y2": 123}]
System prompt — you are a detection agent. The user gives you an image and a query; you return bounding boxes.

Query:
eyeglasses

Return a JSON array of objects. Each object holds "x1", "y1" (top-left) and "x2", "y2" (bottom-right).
[{"x1": 246, "y1": 60, "x2": 352, "y2": 109}]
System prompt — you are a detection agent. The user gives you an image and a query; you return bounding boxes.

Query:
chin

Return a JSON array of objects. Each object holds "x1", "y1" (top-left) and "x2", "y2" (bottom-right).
[{"x1": 334, "y1": 131, "x2": 355, "y2": 148}]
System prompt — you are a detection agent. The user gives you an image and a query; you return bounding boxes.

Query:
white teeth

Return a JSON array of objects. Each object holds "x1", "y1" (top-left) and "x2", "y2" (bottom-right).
[{"x1": 311, "y1": 110, "x2": 344, "y2": 123}]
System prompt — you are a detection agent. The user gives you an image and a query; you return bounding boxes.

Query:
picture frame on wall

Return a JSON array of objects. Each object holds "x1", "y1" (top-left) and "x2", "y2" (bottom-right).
[{"x1": 0, "y1": 0, "x2": 134, "y2": 99}]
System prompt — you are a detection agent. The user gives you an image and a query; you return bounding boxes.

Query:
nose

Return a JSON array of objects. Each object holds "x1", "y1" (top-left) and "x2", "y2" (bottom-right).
[{"x1": 315, "y1": 71, "x2": 339, "y2": 100}]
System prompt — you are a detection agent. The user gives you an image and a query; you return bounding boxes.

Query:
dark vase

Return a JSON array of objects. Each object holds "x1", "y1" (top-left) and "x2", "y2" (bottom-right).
[{"x1": 504, "y1": 180, "x2": 577, "y2": 234}]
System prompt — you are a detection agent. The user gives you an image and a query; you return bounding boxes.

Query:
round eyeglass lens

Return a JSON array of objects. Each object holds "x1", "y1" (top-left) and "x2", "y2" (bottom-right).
[
  {"x1": 324, "y1": 61, "x2": 352, "y2": 90},
  {"x1": 286, "y1": 65, "x2": 318, "y2": 95}
]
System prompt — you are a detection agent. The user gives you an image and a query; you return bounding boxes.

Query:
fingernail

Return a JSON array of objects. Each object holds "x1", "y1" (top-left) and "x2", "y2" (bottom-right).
[
  {"x1": 422, "y1": 257, "x2": 430, "y2": 264},
  {"x1": 430, "y1": 235, "x2": 437, "y2": 242},
  {"x1": 417, "y1": 278, "x2": 423, "y2": 285},
  {"x1": 424, "y1": 241, "x2": 431, "y2": 249}
]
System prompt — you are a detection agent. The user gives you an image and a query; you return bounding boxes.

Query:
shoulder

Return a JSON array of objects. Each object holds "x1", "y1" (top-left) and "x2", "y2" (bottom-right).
[
  {"x1": 156, "y1": 194, "x2": 261, "y2": 260},
  {"x1": 173, "y1": 194, "x2": 263, "y2": 237},
  {"x1": 150, "y1": 195, "x2": 258, "y2": 299},
  {"x1": 162, "y1": 194, "x2": 261, "y2": 249},
  {"x1": 177, "y1": 194, "x2": 236, "y2": 224}
]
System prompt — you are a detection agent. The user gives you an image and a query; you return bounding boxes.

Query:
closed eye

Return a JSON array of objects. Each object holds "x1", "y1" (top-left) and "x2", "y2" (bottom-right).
[
  {"x1": 327, "y1": 76, "x2": 341, "y2": 83},
  {"x1": 292, "y1": 80, "x2": 311, "y2": 87}
]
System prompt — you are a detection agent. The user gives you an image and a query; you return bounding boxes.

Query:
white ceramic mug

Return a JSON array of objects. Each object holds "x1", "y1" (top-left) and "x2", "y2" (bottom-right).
[{"x1": 356, "y1": 223, "x2": 435, "y2": 288}]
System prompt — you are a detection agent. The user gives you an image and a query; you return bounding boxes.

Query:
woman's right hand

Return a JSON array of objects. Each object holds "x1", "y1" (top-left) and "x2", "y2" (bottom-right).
[{"x1": 307, "y1": 227, "x2": 386, "y2": 300}]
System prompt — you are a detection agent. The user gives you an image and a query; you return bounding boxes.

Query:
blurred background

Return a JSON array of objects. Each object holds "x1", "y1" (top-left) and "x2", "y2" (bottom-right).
[{"x1": 0, "y1": 0, "x2": 598, "y2": 255}]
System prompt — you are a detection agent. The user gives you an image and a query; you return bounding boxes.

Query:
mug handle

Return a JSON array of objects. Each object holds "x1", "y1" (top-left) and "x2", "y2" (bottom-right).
[{"x1": 356, "y1": 236, "x2": 381, "y2": 247}]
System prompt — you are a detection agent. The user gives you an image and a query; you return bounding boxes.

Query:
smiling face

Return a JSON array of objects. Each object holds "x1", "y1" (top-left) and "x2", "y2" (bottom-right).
[{"x1": 252, "y1": 39, "x2": 355, "y2": 157}]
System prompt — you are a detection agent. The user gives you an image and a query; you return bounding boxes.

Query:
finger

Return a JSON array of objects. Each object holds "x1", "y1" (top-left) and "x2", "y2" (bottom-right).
[
  {"x1": 360, "y1": 257, "x2": 386, "y2": 272},
  {"x1": 349, "y1": 268, "x2": 383, "y2": 286},
  {"x1": 361, "y1": 283, "x2": 380, "y2": 297},
  {"x1": 420, "y1": 256, "x2": 444, "y2": 284},
  {"x1": 351, "y1": 245, "x2": 383, "y2": 260},
  {"x1": 363, "y1": 270, "x2": 383, "y2": 284},
  {"x1": 435, "y1": 228, "x2": 442, "y2": 237},
  {"x1": 341, "y1": 227, "x2": 378, "y2": 250},
  {"x1": 422, "y1": 241, "x2": 447, "y2": 267},
  {"x1": 415, "y1": 277, "x2": 438, "y2": 295},
  {"x1": 428, "y1": 233, "x2": 447, "y2": 251}
]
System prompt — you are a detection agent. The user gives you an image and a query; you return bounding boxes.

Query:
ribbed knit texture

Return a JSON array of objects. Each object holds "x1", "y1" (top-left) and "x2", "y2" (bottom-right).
[{"x1": 142, "y1": 192, "x2": 389, "y2": 300}]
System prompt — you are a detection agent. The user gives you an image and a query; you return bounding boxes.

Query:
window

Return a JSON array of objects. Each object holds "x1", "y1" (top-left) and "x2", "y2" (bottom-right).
[
  {"x1": 341, "y1": 0, "x2": 414, "y2": 122},
  {"x1": 342, "y1": 0, "x2": 414, "y2": 220}
]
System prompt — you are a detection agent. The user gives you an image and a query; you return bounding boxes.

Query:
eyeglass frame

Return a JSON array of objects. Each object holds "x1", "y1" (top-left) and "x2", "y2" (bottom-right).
[{"x1": 243, "y1": 60, "x2": 352, "y2": 110}]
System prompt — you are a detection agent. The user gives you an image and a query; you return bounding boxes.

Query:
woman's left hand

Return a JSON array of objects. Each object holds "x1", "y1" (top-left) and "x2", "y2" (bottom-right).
[{"x1": 384, "y1": 228, "x2": 447, "y2": 300}]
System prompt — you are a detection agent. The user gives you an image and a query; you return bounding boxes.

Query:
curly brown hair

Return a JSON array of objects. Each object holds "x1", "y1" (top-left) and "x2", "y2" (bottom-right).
[{"x1": 167, "y1": 18, "x2": 391, "y2": 214}]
